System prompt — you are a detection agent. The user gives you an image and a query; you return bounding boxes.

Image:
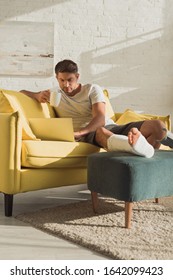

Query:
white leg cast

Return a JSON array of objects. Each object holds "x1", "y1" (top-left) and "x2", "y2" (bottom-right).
[
  {"x1": 107, "y1": 134, "x2": 154, "y2": 158},
  {"x1": 132, "y1": 134, "x2": 154, "y2": 158},
  {"x1": 107, "y1": 134, "x2": 133, "y2": 152}
]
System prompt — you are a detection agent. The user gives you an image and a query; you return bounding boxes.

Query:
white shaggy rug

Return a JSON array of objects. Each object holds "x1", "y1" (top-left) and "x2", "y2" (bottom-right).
[{"x1": 16, "y1": 197, "x2": 173, "y2": 260}]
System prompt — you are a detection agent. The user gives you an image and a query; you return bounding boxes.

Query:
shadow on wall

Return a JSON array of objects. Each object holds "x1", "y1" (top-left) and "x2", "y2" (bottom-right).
[
  {"x1": 80, "y1": 27, "x2": 173, "y2": 112},
  {"x1": 80, "y1": 0, "x2": 173, "y2": 113},
  {"x1": 0, "y1": 0, "x2": 69, "y2": 20}
]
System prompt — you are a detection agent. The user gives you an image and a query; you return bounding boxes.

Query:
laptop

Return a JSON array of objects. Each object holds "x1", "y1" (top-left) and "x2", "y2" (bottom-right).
[{"x1": 29, "y1": 118, "x2": 75, "y2": 142}]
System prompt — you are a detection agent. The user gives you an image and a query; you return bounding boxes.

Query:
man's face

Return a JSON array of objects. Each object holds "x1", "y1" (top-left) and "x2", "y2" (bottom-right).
[{"x1": 56, "y1": 72, "x2": 79, "y2": 94}]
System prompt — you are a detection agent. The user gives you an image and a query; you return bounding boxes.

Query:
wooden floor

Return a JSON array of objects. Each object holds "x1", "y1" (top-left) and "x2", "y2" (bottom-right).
[{"x1": 0, "y1": 184, "x2": 108, "y2": 260}]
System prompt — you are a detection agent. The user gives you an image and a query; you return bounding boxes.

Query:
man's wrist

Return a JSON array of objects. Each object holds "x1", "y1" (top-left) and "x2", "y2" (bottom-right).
[
  {"x1": 34, "y1": 91, "x2": 41, "y2": 101},
  {"x1": 20, "y1": 90, "x2": 39, "y2": 99},
  {"x1": 78, "y1": 130, "x2": 88, "y2": 137}
]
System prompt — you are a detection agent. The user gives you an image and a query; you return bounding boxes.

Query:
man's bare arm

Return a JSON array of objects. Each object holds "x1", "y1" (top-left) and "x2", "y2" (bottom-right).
[
  {"x1": 74, "y1": 102, "x2": 105, "y2": 139},
  {"x1": 20, "y1": 90, "x2": 50, "y2": 103}
]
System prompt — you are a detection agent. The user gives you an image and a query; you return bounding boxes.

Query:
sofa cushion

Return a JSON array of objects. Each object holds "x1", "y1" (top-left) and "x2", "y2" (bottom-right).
[
  {"x1": 115, "y1": 109, "x2": 171, "y2": 130},
  {"x1": 22, "y1": 140, "x2": 106, "y2": 168},
  {"x1": 0, "y1": 92, "x2": 37, "y2": 140}
]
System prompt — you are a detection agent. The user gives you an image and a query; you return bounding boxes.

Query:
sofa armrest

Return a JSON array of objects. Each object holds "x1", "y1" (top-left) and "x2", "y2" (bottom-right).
[{"x1": 0, "y1": 112, "x2": 22, "y2": 194}]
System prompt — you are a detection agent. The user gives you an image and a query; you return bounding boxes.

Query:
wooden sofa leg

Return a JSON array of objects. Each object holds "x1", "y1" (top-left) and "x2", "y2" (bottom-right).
[
  {"x1": 4, "y1": 194, "x2": 13, "y2": 217},
  {"x1": 91, "y1": 191, "x2": 98, "y2": 213},
  {"x1": 125, "y1": 202, "x2": 133, "y2": 229},
  {"x1": 155, "y1": 198, "x2": 159, "y2": 203}
]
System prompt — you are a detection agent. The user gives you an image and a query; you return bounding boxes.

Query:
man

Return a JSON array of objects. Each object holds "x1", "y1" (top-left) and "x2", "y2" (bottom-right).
[{"x1": 21, "y1": 59, "x2": 173, "y2": 158}]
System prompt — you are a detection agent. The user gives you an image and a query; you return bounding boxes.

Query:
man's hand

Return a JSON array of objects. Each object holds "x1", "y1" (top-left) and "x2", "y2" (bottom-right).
[
  {"x1": 74, "y1": 131, "x2": 86, "y2": 141},
  {"x1": 20, "y1": 89, "x2": 51, "y2": 103},
  {"x1": 35, "y1": 90, "x2": 50, "y2": 103},
  {"x1": 74, "y1": 131, "x2": 82, "y2": 140},
  {"x1": 74, "y1": 103, "x2": 105, "y2": 141}
]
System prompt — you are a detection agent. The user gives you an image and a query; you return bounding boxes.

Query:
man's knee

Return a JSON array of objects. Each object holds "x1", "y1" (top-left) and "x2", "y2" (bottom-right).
[
  {"x1": 152, "y1": 120, "x2": 166, "y2": 140},
  {"x1": 95, "y1": 127, "x2": 106, "y2": 141},
  {"x1": 140, "y1": 119, "x2": 166, "y2": 141},
  {"x1": 95, "y1": 127, "x2": 112, "y2": 147},
  {"x1": 96, "y1": 126, "x2": 105, "y2": 135}
]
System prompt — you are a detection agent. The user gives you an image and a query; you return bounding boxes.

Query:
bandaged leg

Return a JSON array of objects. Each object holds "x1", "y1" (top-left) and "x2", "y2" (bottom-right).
[{"x1": 107, "y1": 134, "x2": 154, "y2": 158}]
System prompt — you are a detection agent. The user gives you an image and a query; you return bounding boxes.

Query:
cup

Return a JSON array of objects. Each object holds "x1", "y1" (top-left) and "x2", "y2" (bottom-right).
[{"x1": 50, "y1": 91, "x2": 61, "y2": 107}]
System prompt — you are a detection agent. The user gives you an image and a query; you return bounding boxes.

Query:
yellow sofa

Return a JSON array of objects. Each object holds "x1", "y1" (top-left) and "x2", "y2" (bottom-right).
[{"x1": 0, "y1": 88, "x2": 171, "y2": 216}]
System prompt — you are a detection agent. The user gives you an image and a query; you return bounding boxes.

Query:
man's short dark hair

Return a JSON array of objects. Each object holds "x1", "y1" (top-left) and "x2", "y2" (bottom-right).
[{"x1": 55, "y1": 59, "x2": 78, "y2": 74}]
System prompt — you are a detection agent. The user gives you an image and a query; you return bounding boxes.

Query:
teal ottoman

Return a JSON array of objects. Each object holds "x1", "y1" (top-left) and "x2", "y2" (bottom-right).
[{"x1": 87, "y1": 150, "x2": 173, "y2": 228}]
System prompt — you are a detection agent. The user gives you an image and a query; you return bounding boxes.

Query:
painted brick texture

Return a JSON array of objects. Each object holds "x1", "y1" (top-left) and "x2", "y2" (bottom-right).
[{"x1": 0, "y1": 0, "x2": 173, "y2": 123}]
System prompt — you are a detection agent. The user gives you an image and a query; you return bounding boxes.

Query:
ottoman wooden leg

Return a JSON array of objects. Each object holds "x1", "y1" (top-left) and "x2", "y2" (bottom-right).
[
  {"x1": 91, "y1": 191, "x2": 98, "y2": 213},
  {"x1": 125, "y1": 202, "x2": 133, "y2": 229},
  {"x1": 155, "y1": 198, "x2": 159, "y2": 203}
]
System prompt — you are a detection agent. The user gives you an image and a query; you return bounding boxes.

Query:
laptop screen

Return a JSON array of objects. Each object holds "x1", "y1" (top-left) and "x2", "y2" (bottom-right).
[{"x1": 29, "y1": 118, "x2": 75, "y2": 142}]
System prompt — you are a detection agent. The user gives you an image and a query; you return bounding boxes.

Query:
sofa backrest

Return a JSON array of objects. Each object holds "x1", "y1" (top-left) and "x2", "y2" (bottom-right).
[
  {"x1": 103, "y1": 89, "x2": 115, "y2": 122},
  {"x1": 0, "y1": 88, "x2": 115, "y2": 120}
]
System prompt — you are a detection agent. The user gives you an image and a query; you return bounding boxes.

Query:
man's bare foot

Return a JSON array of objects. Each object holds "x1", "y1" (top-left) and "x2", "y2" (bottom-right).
[
  {"x1": 128, "y1": 127, "x2": 154, "y2": 158},
  {"x1": 128, "y1": 127, "x2": 141, "y2": 146}
]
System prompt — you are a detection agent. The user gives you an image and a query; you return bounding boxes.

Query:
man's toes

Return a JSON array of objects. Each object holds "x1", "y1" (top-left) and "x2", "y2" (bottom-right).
[
  {"x1": 130, "y1": 127, "x2": 139, "y2": 135},
  {"x1": 128, "y1": 131, "x2": 133, "y2": 145},
  {"x1": 128, "y1": 128, "x2": 142, "y2": 146}
]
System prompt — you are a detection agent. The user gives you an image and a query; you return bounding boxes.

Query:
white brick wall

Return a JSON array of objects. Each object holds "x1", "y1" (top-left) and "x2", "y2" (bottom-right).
[{"x1": 0, "y1": 0, "x2": 173, "y2": 125}]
